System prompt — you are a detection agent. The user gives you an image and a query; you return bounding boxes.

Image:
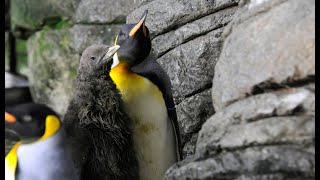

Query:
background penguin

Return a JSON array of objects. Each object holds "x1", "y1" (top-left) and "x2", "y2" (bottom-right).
[
  {"x1": 63, "y1": 44, "x2": 139, "y2": 180},
  {"x1": 111, "y1": 10, "x2": 182, "y2": 180},
  {"x1": 5, "y1": 103, "x2": 78, "y2": 180}
]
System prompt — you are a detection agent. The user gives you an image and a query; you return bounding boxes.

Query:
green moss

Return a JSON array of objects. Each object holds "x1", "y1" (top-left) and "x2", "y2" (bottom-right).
[
  {"x1": 16, "y1": 39, "x2": 27, "y2": 52},
  {"x1": 37, "y1": 31, "x2": 54, "y2": 56},
  {"x1": 59, "y1": 32, "x2": 71, "y2": 50},
  {"x1": 69, "y1": 68, "x2": 77, "y2": 78},
  {"x1": 16, "y1": 39, "x2": 28, "y2": 76},
  {"x1": 52, "y1": 19, "x2": 72, "y2": 30},
  {"x1": 10, "y1": 0, "x2": 41, "y2": 30},
  {"x1": 10, "y1": 0, "x2": 73, "y2": 31},
  {"x1": 43, "y1": 18, "x2": 72, "y2": 30}
]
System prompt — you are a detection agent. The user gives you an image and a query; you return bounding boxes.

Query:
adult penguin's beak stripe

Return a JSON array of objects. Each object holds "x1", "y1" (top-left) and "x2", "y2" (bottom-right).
[
  {"x1": 98, "y1": 45, "x2": 120, "y2": 65},
  {"x1": 5, "y1": 112, "x2": 16, "y2": 123},
  {"x1": 114, "y1": 35, "x2": 119, "y2": 46},
  {"x1": 129, "y1": 10, "x2": 148, "y2": 36}
]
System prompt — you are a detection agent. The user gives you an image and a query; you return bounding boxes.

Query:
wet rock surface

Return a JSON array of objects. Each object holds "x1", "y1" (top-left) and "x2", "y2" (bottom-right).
[
  {"x1": 196, "y1": 87, "x2": 315, "y2": 158},
  {"x1": 73, "y1": 0, "x2": 134, "y2": 24},
  {"x1": 212, "y1": 0, "x2": 315, "y2": 111},
  {"x1": 166, "y1": 144, "x2": 314, "y2": 180},
  {"x1": 164, "y1": 0, "x2": 315, "y2": 179},
  {"x1": 127, "y1": 0, "x2": 239, "y2": 37},
  {"x1": 176, "y1": 89, "x2": 214, "y2": 155},
  {"x1": 158, "y1": 28, "x2": 224, "y2": 103}
]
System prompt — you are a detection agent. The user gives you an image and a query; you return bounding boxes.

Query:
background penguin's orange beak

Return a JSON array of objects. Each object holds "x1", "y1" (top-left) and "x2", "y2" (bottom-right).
[
  {"x1": 129, "y1": 10, "x2": 148, "y2": 37},
  {"x1": 5, "y1": 112, "x2": 16, "y2": 123}
]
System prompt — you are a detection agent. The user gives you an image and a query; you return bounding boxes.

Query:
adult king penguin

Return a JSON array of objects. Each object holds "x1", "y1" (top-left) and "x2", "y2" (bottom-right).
[
  {"x1": 63, "y1": 45, "x2": 139, "y2": 180},
  {"x1": 5, "y1": 103, "x2": 78, "y2": 180},
  {"x1": 111, "y1": 10, "x2": 182, "y2": 180}
]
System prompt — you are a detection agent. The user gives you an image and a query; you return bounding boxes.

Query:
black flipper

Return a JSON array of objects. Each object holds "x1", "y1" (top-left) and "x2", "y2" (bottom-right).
[{"x1": 131, "y1": 56, "x2": 182, "y2": 160}]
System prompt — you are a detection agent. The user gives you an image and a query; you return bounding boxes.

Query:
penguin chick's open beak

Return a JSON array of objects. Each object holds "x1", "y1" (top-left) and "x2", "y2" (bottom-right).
[
  {"x1": 98, "y1": 45, "x2": 120, "y2": 66},
  {"x1": 129, "y1": 10, "x2": 148, "y2": 36},
  {"x1": 5, "y1": 112, "x2": 20, "y2": 141}
]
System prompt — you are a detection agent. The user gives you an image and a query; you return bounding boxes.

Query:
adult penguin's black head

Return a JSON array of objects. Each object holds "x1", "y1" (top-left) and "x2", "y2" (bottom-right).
[
  {"x1": 5, "y1": 103, "x2": 60, "y2": 144},
  {"x1": 115, "y1": 10, "x2": 151, "y2": 66}
]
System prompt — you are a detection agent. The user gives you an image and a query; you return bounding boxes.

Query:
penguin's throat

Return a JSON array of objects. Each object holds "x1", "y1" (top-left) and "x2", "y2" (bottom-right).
[
  {"x1": 97, "y1": 64, "x2": 111, "y2": 79},
  {"x1": 116, "y1": 54, "x2": 136, "y2": 67},
  {"x1": 114, "y1": 62, "x2": 130, "y2": 69}
]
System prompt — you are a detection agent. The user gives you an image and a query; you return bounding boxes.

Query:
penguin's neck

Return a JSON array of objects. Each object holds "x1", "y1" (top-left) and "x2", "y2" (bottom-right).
[
  {"x1": 112, "y1": 52, "x2": 135, "y2": 68},
  {"x1": 110, "y1": 62, "x2": 131, "y2": 75}
]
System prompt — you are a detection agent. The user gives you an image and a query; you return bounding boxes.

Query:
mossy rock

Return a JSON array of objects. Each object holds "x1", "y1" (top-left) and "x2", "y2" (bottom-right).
[
  {"x1": 10, "y1": 0, "x2": 78, "y2": 30},
  {"x1": 16, "y1": 39, "x2": 29, "y2": 76},
  {"x1": 27, "y1": 24, "x2": 121, "y2": 116}
]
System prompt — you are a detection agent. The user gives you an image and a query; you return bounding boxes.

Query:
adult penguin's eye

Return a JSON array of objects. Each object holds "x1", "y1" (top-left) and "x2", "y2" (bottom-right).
[
  {"x1": 120, "y1": 32, "x2": 126, "y2": 37},
  {"x1": 91, "y1": 56, "x2": 96, "y2": 61}
]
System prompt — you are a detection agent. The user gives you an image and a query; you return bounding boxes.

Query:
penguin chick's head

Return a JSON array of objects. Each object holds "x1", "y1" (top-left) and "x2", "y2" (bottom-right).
[
  {"x1": 5, "y1": 103, "x2": 60, "y2": 144},
  {"x1": 115, "y1": 10, "x2": 151, "y2": 66},
  {"x1": 77, "y1": 44, "x2": 120, "y2": 79}
]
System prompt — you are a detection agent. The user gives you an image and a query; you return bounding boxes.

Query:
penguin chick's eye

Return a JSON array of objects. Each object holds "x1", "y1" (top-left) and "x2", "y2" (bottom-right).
[
  {"x1": 22, "y1": 115, "x2": 32, "y2": 122},
  {"x1": 91, "y1": 56, "x2": 96, "y2": 61}
]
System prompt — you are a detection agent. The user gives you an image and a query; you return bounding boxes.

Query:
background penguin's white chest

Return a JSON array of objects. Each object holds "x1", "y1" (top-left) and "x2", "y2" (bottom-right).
[
  {"x1": 116, "y1": 75, "x2": 176, "y2": 180},
  {"x1": 5, "y1": 160, "x2": 15, "y2": 180}
]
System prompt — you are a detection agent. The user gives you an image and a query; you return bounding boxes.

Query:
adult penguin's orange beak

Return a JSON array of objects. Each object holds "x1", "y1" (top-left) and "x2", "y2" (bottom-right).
[{"x1": 129, "y1": 10, "x2": 148, "y2": 37}]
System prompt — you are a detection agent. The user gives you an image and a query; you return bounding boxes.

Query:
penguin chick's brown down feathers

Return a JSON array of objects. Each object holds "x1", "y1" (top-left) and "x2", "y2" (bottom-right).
[{"x1": 63, "y1": 44, "x2": 139, "y2": 180}]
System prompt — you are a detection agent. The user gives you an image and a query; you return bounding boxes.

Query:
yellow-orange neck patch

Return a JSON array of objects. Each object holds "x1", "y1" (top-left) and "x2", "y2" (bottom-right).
[
  {"x1": 5, "y1": 142, "x2": 21, "y2": 178},
  {"x1": 38, "y1": 115, "x2": 60, "y2": 141}
]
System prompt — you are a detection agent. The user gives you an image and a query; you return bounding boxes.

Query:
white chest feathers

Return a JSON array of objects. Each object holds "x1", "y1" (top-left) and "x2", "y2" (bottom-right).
[{"x1": 122, "y1": 77, "x2": 177, "y2": 180}]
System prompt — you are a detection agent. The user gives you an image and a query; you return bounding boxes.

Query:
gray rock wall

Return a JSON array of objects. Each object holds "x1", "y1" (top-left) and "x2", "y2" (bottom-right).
[{"x1": 166, "y1": 0, "x2": 315, "y2": 179}]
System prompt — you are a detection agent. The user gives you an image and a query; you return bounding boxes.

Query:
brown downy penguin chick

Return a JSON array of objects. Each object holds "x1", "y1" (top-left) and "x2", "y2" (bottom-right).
[{"x1": 63, "y1": 44, "x2": 139, "y2": 180}]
